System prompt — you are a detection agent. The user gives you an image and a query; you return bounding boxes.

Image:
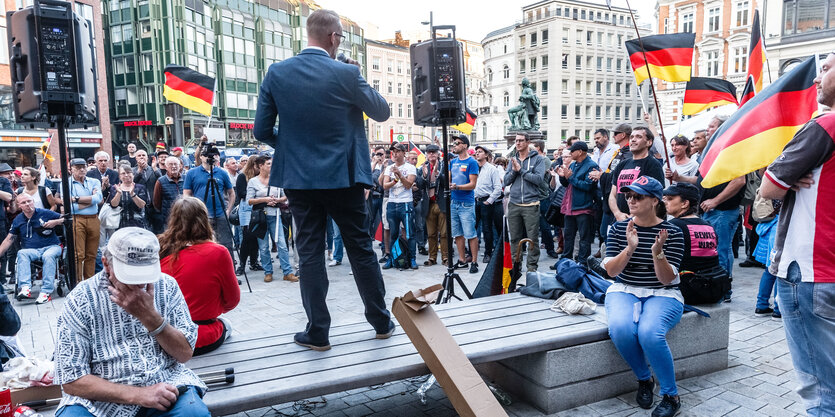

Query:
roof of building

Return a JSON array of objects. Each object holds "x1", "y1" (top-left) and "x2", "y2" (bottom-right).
[
  {"x1": 483, "y1": 25, "x2": 517, "y2": 41},
  {"x1": 366, "y1": 39, "x2": 409, "y2": 50}
]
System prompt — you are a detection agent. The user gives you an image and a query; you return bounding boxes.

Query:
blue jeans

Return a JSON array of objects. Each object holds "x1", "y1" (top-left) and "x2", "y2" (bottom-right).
[
  {"x1": 387, "y1": 202, "x2": 416, "y2": 261},
  {"x1": 776, "y1": 261, "x2": 835, "y2": 416},
  {"x1": 450, "y1": 200, "x2": 476, "y2": 239},
  {"x1": 55, "y1": 386, "x2": 209, "y2": 417},
  {"x1": 756, "y1": 270, "x2": 780, "y2": 314},
  {"x1": 332, "y1": 219, "x2": 343, "y2": 262},
  {"x1": 258, "y1": 215, "x2": 293, "y2": 276},
  {"x1": 601, "y1": 212, "x2": 615, "y2": 243},
  {"x1": 605, "y1": 292, "x2": 684, "y2": 396},
  {"x1": 17, "y1": 245, "x2": 61, "y2": 295},
  {"x1": 703, "y1": 209, "x2": 739, "y2": 278}
]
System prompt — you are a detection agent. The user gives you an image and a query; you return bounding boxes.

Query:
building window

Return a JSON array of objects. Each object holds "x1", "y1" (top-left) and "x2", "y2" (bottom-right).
[
  {"x1": 576, "y1": 29, "x2": 583, "y2": 45},
  {"x1": 575, "y1": 105, "x2": 581, "y2": 117},
  {"x1": 398, "y1": 103, "x2": 403, "y2": 118},
  {"x1": 596, "y1": 81, "x2": 602, "y2": 95},
  {"x1": 372, "y1": 57, "x2": 380, "y2": 70},
  {"x1": 607, "y1": 57, "x2": 613, "y2": 71},
  {"x1": 387, "y1": 60, "x2": 393, "y2": 72},
  {"x1": 735, "y1": 1, "x2": 750, "y2": 27},
  {"x1": 561, "y1": 105, "x2": 568, "y2": 119},
  {"x1": 542, "y1": 55, "x2": 549, "y2": 68},
  {"x1": 488, "y1": 68, "x2": 493, "y2": 82},
  {"x1": 519, "y1": 60, "x2": 526, "y2": 73},
  {"x1": 586, "y1": 31, "x2": 593, "y2": 45},
  {"x1": 562, "y1": 79, "x2": 568, "y2": 93},
  {"x1": 530, "y1": 57, "x2": 537, "y2": 71},
  {"x1": 575, "y1": 55, "x2": 582, "y2": 70},
  {"x1": 519, "y1": 34, "x2": 526, "y2": 48},
  {"x1": 562, "y1": 28, "x2": 569, "y2": 44},
  {"x1": 606, "y1": 82, "x2": 611, "y2": 95},
  {"x1": 707, "y1": 7, "x2": 721, "y2": 32},
  {"x1": 625, "y1": 84, "x2": 631, "y2": 95},
  {"x1": 706, "y1": 51, "x2": 720, "y2": 76},
  {"x1": 616, "y1": 107, "x2": 621, "y2": 118},
  {"x1": 531, "y1": 32, "x2": 538, "y2": 46},
  {"x1": 542, "y1": 29, "x2": 549, "y2": 44},
  {"x1": 615, "y1": 82, "x2": 622, "y2": 94},
  {"x1": 595, "y1": 106, "x2": 601, "y2": 119},
  {"x1": 733, "y1": 46, "x2": 748, "y2": 73},
  {"x1": 387, "y1": 81, "x2": 393, "y2": 94},
  {"x1": 541, "y1": 81, "x2": 548, "y2": 94},
  {"x1": 503, "y1": 65, "x2": 510, "y2": 78},
  {"x1": 503, "y1": 91, "x2": 510, "y2": 107},
  {"x1": 682, "y1": 12, "x2": 694, "y2": 33},
  {"x1": 397, "y1": 61, "x2": 403, "y2": 74},
  {"x1": 397, "y1": 82, "x2": 403, "y2": 95},
  {"x1": 783, "y1": 0, "x2": 833, "y2": 35},
  {"x1": 596, "y1": 57, "x2": 603, "y2": 71},
  {"x1": 372, "y1": 80, "x2": 380, "y2": 91},
  {"x1": 575, "y1": 80, "x2": 582, "y2": 92},
  {"x1": 616, "y1": 58, "x2": 623, "y2": 73},
  {"x1": 542, "y1": 105, "x2": 548, "y2": 119}
]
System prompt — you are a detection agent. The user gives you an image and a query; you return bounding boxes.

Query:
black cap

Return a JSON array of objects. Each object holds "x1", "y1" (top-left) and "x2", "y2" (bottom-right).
[
  {"x1": 156, "y1": 149, "x2": 170, "y2": 156},
  {"x1": 69, "y1": 158, "x2": 87, "y2": 167},
  {"x1": 425, "y1": 144, "x2": 440, "y2": 153},
  {"x1": 663, "y1": 183, "x2": 701, "y2": 205},
  {"x1": 452, "y1": 134, "x2": 470, "y2": 147},
  {"x1": 568, "y1": 141, "x2": 589, "y2": 152},
  {"x1": 474, "y1": 145, "x2": 492, "y2": 157},
  {"x1": 612, "y1": 123, "x2": 632, "y2": 134},
  {"x1": 390, "y1": 143, "x2": 407, "y2": 152}
]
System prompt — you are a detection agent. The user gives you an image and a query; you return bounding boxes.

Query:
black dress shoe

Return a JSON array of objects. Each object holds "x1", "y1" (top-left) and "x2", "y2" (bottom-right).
[
  {"x1": 482, "y1": 254, "x2": 490, "y2": 264},
  {"x1": 651, "y1": 394, "x2": 680, "y2": 417},
  {"x1": 293, "y1": 332, "x2": 331, "y2": 351},
  {"x1": 636, "y1": 378, "x2": 655, "y2": 409},
  {"x1": 418, "y1": 247, "x2": 428, "y2": 256},
  {"x1": 235, "y1": 266, "x2": 244, "y2": 276},
  {"x1": 547, "y1": 250, "x2": 559, "y2": 258},
  {"x1": 250, "y1": 264, "x2": 264, "y2": 271},
  {"x1": 739, "y1": 259, "x2": 766, "y2": 268}
]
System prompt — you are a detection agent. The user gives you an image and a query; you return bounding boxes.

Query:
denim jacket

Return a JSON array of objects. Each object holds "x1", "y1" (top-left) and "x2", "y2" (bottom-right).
[{"x1": 558, "y1": 156, "x2": 599, "y2": 211}]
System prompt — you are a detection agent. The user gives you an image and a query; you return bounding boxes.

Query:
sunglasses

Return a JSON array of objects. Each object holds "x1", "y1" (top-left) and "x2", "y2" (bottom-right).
[
  {"x1": 624, "y1": 193, "x2": 647, "y2": 201},
  {"x1": 375, "y1": 153, "x2": 384, "y2": 156},
  {"x1": 452, "y1": 141, "x2": 463, "y2": 146}
]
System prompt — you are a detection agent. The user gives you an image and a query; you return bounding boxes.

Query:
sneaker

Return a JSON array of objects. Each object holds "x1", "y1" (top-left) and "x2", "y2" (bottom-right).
[
  {"x1": 424, "y1": 259, "x2": 437, "y2": 266},
  {"x1": 651, "y1": 394, "x2": 680, "y2": 417},
  {"x1": 723, "y1": 293, "x2": 732, "y2": 303},
  {"x1": 453, "y1": 260, "x2": 469, "y2": 269},
  {"x1": 772, "y1": 311, "x2": 782, "y2": 319},
  {"x1": 250, "y1": 264, "x2": 264, "y2": 272},
  {"x1": 283, "y1": 273, "x2": 299, "y2": 282},
  {"x1": 636, "y1": 378, "x2": 655, "y2": 409},
  {"x1": 382, "y1": 258, "x2": 393, "y2": 269},
  {"x1": 482, "y1": 254, "x2": 491, "y2": 264},
  {"x1": 17, "y1": 286, "x2": 31, "y2": 300},
  {"x1": 235, "y1": 266, "x2": 244, "y2": 276},
  {"x1": 376, "y1": 322, "x2": 396, "y2": 339},
  {"x1": 293, "y1": 332, "x2": 331, "y2": 351},
  {"x1": 418, "y1": 247, "x2": 428, "y2": 256},
  {"x1": 328, "y1": 260, "x2": 341, "y2": 267},
  {"x1": 410, "y1": 260, "x2": 418, "y2": 270},
  {"x1": 755, "y1": 307, "x2": 774, "y2": 316},
  {"x1": 35, "y1": 293, "x2": 51, "y2": 304},
  {"x1": 469, "y1": 262, "x2": 479, "y2": 274},
  {"x1": 379, "y1": 254, "x2": 390, "y2": 264}
]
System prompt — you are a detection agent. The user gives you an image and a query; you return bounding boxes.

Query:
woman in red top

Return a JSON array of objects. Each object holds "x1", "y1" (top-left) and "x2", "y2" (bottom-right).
[{"x1": 159, "y1": 196, "x2": 241, "y2": 355}]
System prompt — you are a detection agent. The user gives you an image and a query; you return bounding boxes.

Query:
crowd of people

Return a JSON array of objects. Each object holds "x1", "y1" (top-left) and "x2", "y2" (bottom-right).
[{"x1": 0, "y1": 10, "x2": 828, "y2": 415}]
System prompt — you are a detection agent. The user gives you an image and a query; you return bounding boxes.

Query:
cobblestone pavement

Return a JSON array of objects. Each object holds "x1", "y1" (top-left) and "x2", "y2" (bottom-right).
[{"x1": 10, "y1": 242, "x2": 802, "y2": 417}]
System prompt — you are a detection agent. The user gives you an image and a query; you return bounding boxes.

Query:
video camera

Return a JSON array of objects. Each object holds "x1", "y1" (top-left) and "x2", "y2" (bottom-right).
[{"x1": 201, "y1": 141, "x2": 221, "y2": 164}]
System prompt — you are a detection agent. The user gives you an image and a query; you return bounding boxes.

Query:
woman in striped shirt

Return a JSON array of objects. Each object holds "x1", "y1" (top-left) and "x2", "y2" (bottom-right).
[{"x1": 603, "y1": 176, "x2": 685, "y2": 417}]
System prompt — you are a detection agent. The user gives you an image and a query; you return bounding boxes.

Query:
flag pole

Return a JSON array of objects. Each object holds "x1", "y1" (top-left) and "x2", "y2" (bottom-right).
[{"x1": 623, "y1": 0, "x2": 672, "y2": 171}]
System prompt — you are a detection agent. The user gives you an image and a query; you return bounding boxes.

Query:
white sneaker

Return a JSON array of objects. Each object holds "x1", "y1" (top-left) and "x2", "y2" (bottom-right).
[
  {"x1": 35, "y1": 292, "x2": 51, "y2": 304},
  {"x1": 328, "y1": 260, "x2": 341, "y2": 267},
  {"x1": 17, "y1": 286, "x2": 31, "y2": 299}
]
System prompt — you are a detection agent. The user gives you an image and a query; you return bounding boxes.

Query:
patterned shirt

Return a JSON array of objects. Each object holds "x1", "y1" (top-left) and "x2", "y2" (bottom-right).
[
  {"x1": 604, "y1": 219, "x2": 685, "y2": 288},
  {"x1": 54, "y1": 271, "x2": 205, "y2": 417}
]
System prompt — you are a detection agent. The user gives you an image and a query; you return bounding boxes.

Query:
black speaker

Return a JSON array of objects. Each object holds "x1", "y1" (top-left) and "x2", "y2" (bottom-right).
[
  {"x1": 7, "y1": 0, "x2": 98, "y2": 128},
  {"x1": 410, "y1": 37, "x2": 466, "y2": 126}
]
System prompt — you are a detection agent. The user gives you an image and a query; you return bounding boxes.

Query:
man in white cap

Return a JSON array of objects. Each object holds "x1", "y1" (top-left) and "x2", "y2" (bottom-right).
[{"x1": 54, "y1": 227, "x2": 209, "y2": 417}]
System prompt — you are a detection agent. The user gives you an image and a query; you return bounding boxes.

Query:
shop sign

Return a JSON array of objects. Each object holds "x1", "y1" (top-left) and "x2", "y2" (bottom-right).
[
  {"x1": 229, "y1": 123, "x2": 254, "y2": 129},
  {"x1": 124, "y1": 120, "x2": 153, "y2": 127}
]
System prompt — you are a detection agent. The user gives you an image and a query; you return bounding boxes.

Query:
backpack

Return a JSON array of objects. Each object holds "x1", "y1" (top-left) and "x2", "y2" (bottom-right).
[
  {"x1": 390, "y1": 235, "x2": 412, "y2": 270},
  {"x1": 679, "y1": 265, "x2": 731, "y2": 305}
]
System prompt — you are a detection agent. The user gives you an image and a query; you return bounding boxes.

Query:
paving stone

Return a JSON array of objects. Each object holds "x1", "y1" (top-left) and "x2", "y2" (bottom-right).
[
  {"x1": 757, "y1": 404, "x2": 799, "y2": 417},
  {"x1": 586, "y1": 398, "x2": 632, "y2": 415},
  {"x1": 687, "y1": 396, "x2": 739, "y2": 416},
  {"x1": 755, "y1": 382, "x2": 791, "y2": 397},
  {"x1": 725, "y1": 407, "x2": 768, "y2": 417},
  {"x1": 554, "y1": 405, "x2": 602, "y2": 417},
  {"x1": 716, "y1": 390, "x2": 768, "y2": 411}
]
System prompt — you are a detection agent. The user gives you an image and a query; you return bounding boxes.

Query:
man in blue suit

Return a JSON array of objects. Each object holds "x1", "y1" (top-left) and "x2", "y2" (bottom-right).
[{"x1": 254, "y1": 9, "x2": 395, "y2": 351}]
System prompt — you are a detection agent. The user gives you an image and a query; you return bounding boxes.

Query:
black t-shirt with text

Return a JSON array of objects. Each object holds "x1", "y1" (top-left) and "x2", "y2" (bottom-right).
[
  {"x1": 610, "y1": 156, "x2": 664, "y2": 214},
  {"x1": 601, "y1": 146, "x2": 631, "y2": 214},
  {"x1": 670, "y1": 217, "x2": 723, "y2": 273}
]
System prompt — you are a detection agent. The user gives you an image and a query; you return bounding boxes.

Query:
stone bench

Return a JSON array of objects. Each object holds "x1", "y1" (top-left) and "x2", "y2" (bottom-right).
[{"x1": 184, "y1": 292, "x2": 728, "y2": 415}]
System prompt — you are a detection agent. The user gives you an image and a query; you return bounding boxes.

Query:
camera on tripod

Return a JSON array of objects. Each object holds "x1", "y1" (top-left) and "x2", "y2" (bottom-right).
[{"x1": 202, "y1": 142, "x2": 221, "y2": 164}]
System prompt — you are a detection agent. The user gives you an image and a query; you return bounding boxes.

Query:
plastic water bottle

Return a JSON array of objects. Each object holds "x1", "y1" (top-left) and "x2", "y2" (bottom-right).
[{"x1": 13, "y1": 406, "x2": 44, "y2": 417}]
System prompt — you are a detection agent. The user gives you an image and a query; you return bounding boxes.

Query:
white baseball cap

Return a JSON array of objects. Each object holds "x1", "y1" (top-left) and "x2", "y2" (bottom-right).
[{"x1": 106, "y1": 227, "x2": 162, "y2": 285}]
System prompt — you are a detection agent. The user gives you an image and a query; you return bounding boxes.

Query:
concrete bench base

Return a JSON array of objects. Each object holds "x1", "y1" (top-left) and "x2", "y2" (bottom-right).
[{"x1": 478, "y1": 304, "x2": 729, "y2": 414}]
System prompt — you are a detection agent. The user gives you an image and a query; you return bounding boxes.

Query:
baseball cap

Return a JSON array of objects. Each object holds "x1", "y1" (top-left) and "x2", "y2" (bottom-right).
[
  {"x1": 474, "y1": 145, "x2": 492, "y2": 157},
  {"x1": 612, "y1": 123, "x2": 632, "y2": 135},
  {"x1": 620, "y1": 176, "x2": 663, "y2": 201},
  {"x1": 663, "y1": 183, "x2": 701, "y2": 205},
  {"x1": 390, "y1": 143, "x2": 407, "y2": 152},
  {"x1": 155, "y1": 141, "x2": 166, "y2": 149},
  {"x1": 425, "y1": 144, "x2": 440, "y2": 153},
  {"x1": 452, "y1": 134, "x2": 470, "y2": 147},
  {"x1": 69, "y1": 158, "x2": 87, "y2": 167},
  {"x1": 156, "y1": 149, "x2": 169, "y2": 157},
  {"x1": 106, "y1": 227, "x2": 162, "y2": 285},
  {"x1": 568, "y1": 141, "x2": 589, "y2": 152},
  {"x1": 172, "y1": 147, "x2": 183, "y2": 152}
]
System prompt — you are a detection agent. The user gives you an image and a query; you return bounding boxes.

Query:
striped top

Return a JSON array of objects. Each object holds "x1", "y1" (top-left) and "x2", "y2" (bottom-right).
[{"x1": 605, "y1": 219, "x2": 685, "y2": 288}]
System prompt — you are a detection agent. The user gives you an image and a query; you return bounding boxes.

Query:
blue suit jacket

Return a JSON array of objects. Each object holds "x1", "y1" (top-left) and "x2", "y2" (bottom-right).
[{"x1": 254, "y1": 48, "x2": 390, "y2": 190}]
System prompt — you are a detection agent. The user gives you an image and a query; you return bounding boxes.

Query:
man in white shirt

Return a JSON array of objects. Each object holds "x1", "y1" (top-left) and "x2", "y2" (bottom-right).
[
  {"x1": 382, "y1": 143, "x2": 418, "y2": 270},
  {"x1": 592, "y1": 128, "x2": 619, "y2": 171},
  {"x1": 474, "y1": 146, "x2": 504, "y2": 264}
]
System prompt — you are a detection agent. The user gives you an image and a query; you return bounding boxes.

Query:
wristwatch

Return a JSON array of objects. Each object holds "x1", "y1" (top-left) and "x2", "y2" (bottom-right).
[
  {"x1": 73, "y1": 196, "x2": 79, "y2": 203},
  {"x1": 655, "y1": 253, "x2": 666, "y2": 260}
]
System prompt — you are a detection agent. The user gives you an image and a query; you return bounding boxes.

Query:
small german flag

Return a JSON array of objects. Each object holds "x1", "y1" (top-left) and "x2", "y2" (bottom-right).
[
  {"x1": 163, "y1": 65, "x2": 215, "y2": 116},
  {"x1": 625, "y1": 33, "x2": 695, "y2": 85},
  {"x1": 739, "y1": 76, "x2": 756, "y2": 106},
  {"x1": 682, "y1": 77, "x2": 739, "y2": 116},
  {"x1": 747, "y1": 10, "x2": 766, "y2": 93},
  {"x1": 698, "y1": 56, "x2": 819, "y2": 188},
  {"x1": 408, "y1": 140, "x2": 426, "y2": 168},
  {"x1": 451, "y1": 107, "x2": 477, "y2": 136}
]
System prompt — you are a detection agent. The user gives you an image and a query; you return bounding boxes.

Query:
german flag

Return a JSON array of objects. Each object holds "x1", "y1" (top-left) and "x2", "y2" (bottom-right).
[
  {"x1": 747, "y1": 10, "x2": 766, "y2": 93},
  {"x1": 626, "y1": 33, "x2": 695, "y2": 85},
  {"x1": 408, "y1": 140, "x2": 427, "y2": 168},
  {"x1": 683, "y1": 78, "x2": 739, "y2": 116},
  {"x1": 698, "y1": 56, "x2": 818, "y2": 188},
  {"x1": 163, "y1": 65, "x2": 215, "y2": 116},
  {"x1": 451, "y1": 107, "x2": 477, "y2": 136},
  {"x1": 473, "y1": 218, "x2": 515, "y2": 297},
  {"x1": 739, "y1": 76, "x2": 756, "y2": 106}
]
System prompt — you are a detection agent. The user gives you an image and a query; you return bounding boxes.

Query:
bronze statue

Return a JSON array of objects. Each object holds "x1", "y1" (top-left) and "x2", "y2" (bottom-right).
[{"x1": 508, "y1": 78, "x2": 540, "y2": 131}]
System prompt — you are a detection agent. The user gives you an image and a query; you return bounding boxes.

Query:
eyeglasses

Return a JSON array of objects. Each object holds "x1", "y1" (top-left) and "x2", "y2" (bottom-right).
[
  {"x1": 375, "y1": 153, "x2": 384, "y2": 156},
  {"x1": 624, "y1": 193, "x2": 647, "y2": 201},
  {"x1": 515, "y1": 139, "x2": 528, "y2": 143},
  {"x1": 332, "y1": 32, "x2": 345, "y2": 40}
]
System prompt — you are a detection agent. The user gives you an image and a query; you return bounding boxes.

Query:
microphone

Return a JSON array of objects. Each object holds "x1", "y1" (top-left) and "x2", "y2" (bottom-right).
[{"x1": 337, "y1": 53, "x2": 349, "y2": 63}]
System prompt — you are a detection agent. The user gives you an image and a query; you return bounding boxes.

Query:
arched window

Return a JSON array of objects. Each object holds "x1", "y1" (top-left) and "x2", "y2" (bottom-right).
[
  {"x1": 481, "y1": 122, "x2": 487, "y2": 141},
  {"x1": 487, "y1": 67, "x2": 493, "y2": 83},
  {"x1": 503, "y1": 65, "x2": 510, "y2": 79},
  {"x1": 503, "y1": 120, "x2": 510, "y2": 135},
  {"x1": 503, "y1": 91, "x2": 510, "y2": 107}
]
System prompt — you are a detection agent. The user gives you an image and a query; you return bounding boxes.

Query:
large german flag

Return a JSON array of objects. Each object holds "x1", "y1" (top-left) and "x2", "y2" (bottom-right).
[
  {"x1": 451, "y1": 107, "x2": 477, "y2": 136},
  {"x1": 163, "y1": 65, "x2": 215, "y2": 116},
  {"x1": 473, "y1": 218, "x2": 515, "y2": 297},
  {"x1": 747, "y1": 10, "x2": 766, "y2": 93},
  {"x1": 626, "y1": 33, "x2": 695, "y2": 85},
  {"x1": 698, "y1": 56, "x2": 818, "y2": 188},
  {"x1": 683, "y1": 77, "x2": 739, "y2": 116},
  {"x1": 739, "y1": 76, "x2": 756, "y2": 106}
]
